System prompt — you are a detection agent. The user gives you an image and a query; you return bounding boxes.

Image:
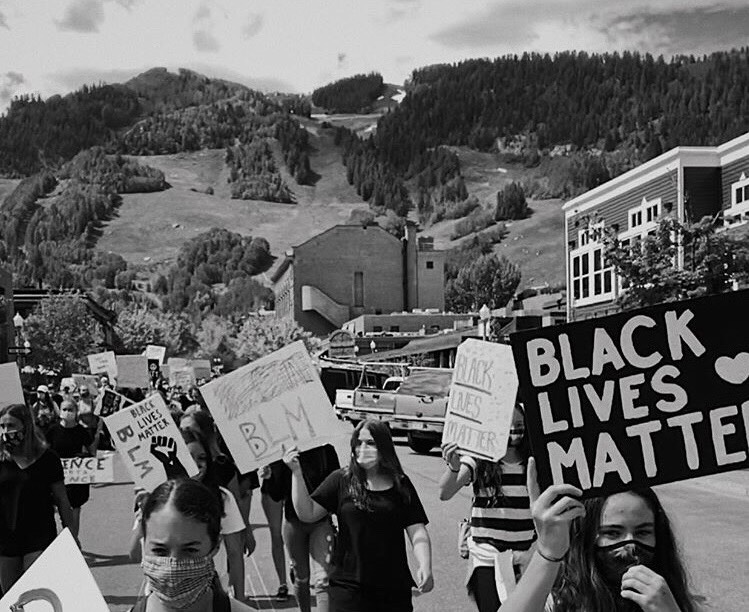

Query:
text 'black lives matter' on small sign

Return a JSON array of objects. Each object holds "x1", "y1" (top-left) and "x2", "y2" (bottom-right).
[{"x1": 510, "y1": 289, "x2": 749, "y2": 498}]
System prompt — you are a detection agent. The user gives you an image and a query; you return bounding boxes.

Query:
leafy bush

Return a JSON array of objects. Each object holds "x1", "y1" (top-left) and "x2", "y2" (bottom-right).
[{"x1": 450, "y1": 208, "x2": 495, "y2": 240}]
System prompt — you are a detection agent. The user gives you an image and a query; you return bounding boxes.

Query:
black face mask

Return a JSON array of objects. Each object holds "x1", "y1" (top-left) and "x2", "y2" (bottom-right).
[{"x1": 595, "y1": 539, "x2": 656, "y2": 589}]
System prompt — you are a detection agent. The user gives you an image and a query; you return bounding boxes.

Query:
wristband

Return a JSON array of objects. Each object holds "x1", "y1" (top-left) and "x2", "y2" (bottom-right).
[{"x1": 536, "y1": 547, "x2": 567, "y2": 563}]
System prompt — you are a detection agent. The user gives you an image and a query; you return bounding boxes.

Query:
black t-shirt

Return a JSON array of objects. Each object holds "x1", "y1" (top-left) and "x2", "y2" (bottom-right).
[
  {"x1": 0, "y1": 448, "x2": 65, "y2": 554},
  {"x1": 274, "y1": 445, "x2": 340, "y2": 522},
  {"x1": 45, "y1": 424, "x2": 93, "y2": 458},
  {"x1": 311, "y1": 469, "x2": 428, "y2": 589}
]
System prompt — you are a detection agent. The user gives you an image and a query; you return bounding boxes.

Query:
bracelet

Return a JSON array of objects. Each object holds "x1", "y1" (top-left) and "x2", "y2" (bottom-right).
[{"x1": 536, "y1": 547, "x2": 567, "y2": 563}]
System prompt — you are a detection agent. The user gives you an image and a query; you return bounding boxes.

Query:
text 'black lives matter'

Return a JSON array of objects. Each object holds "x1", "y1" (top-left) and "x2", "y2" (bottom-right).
[{"x1": 510, "y1": 289, "x2": 749, "y2": 497}]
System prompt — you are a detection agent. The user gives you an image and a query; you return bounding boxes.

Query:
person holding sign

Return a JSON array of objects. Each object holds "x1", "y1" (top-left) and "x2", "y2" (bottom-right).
[
  {"x1": 131, "y1": 478, "x2": 253, "y2": 612},
  {"x1": 0, "y1": 404, "x2": 78, "y2": 591},
  {"x1": 284, "y1": 419, "x2": 433, "y2": 612},
  {"x1": 45, "y1": 400, "x2": 98, "y2": 538},
  {"x1": 498, "y1": 459, "x2": 700, "y2": 612},
  {"x1": 439, "y1": 403, "x2": 535, "y2": 611}
]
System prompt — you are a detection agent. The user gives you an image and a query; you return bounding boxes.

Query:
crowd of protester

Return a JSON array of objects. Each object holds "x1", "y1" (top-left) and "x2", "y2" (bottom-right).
[{"x1": 0, "y1": 371, "x2": 703, "y2": 612}]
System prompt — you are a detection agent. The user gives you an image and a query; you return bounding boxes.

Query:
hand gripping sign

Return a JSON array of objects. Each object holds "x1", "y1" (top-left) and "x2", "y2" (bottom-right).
[
  {"x1": 200, "y1": 341, "x2": 348, "y2": 474},
  {"x1": 442, "y1": 339, "x2": 519, "y2": 462},
  {"x1": 510, "y1": 289, "x2": 749, "y2": 498},
  {"x1": 103, "y1": 393, "x2": 198, "y2": 491}
]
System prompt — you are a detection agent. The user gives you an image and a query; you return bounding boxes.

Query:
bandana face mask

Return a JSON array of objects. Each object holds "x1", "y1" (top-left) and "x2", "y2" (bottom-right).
[
  {"x1": 1, "y1": 430, "x2": 24, "y2": 450},
  {"x1": 141, "y1": 554, "x2": 216, "y2": 609},
  {"x1": 595, "y1": 539, "x2": 656, "y2": 588}
]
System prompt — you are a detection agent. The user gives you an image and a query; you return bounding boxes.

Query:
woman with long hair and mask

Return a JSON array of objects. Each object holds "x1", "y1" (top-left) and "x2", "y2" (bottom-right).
[
  {"x1": 0, "y1": 403, "x2": 77, "y2": 591},
  {"x1": 439, "y1": 403, "x2": 535, "y2": 611},
  {"x1": 283, "y1": 419, "x2": 433, "y2": 612},
  {"x1": 131, "y1": 478, "x2": 253, "y2": 612},
  {"x1": 499, "y1": 459, "x2": 700, "y2": 612}
]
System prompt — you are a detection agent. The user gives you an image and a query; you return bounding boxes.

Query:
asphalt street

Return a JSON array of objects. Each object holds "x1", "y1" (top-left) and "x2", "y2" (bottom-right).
[{"x1": 80, "y1": 436, "x2": 749, "y2": 611}]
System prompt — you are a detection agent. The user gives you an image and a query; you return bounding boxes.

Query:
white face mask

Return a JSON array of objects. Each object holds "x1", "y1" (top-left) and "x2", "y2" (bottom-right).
[{"x1": 356, "y1": 447, "x2": 378, "y2": 470}]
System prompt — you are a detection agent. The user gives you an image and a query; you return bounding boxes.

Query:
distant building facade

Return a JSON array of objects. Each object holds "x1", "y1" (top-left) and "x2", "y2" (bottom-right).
[
  {"x1": 342, "y1": 312, "x2": 472, "y2": 336},
  {"x1": 563, "y1": 132, "x2": 749, "y2": 321},
  {"x1": 272, "y1": 224, "x2": 446, "y2": 336}
]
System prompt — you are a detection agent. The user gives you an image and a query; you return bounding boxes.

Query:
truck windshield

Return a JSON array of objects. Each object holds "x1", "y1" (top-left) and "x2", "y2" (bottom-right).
[{"x1": 396, "y1": 370, "x2": 453, "y2": 397}]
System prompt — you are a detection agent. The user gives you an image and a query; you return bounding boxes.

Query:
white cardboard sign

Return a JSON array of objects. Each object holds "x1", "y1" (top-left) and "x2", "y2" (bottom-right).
[
  {"x1": 87, "y1": 351, "x2": 117, "y2": 380},
  {"x1": 145, "y1": 345, "x2": 167, "y2": 364},
  {"x1": 62, "y1": 451, "x2": 115, "y2": 484},
  {"x1": 0, "y1": 363, "x2": 24, "y2": 410},
  {"x1": 0, "y1": 528, "x2": 109, "y2": 611},
  {"x1": 442, "y1": 339, "x2": 519, "y2": 462},
  {"x1": 200, "y1": 341, "x2": 347, "y2": 473},
  {"x1": 104, "y1": 393, "x2": 198, "y2": 491},
  {"x1": 115, "y1": 355, "x2": 150, "y2": 389}
]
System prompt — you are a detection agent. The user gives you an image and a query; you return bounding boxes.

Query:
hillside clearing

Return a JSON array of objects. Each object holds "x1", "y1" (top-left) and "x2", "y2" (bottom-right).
[
  {"x1": 419, "y1": 147, "x2": 566, "y2": 289},
  {"x1": 97, "y1": 127, "x2": 370, "y2": 270}
]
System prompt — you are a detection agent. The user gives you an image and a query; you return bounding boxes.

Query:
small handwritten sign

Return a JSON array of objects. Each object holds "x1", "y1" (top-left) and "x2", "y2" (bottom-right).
[
  {"x1": 442, "y1": 339, "x2": 519, "y2": 461},
  {"x1": 103, "y1": 393, "x2": 198, "y2": 491},
  {"x1": 62, "y1": 451, "x2": 115, "y2": 484},
  {"x1": 87, "y1": 351, "x2": 117, "y2": 380},
  {"x1": 145, "y1": 344, "x2": 167, "y2": 364},
  {"x1": 73, "y1": 374, "x2": 100, "y2": 397},
  {"x1": 95, "y1": 388, "x2": 133, "y2": 417},
  {"x1": 200, "y1": 341, "x2": 347, "y2": 473}
]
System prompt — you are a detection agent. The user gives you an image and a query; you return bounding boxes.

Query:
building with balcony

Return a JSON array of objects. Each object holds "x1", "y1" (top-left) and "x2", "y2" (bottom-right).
[
  {"x1": 563, "y1": 131, "x2": 749, "y2": 321},
  {"x1": 271, "y1": 224, "x2": 445, "y2": 336}
]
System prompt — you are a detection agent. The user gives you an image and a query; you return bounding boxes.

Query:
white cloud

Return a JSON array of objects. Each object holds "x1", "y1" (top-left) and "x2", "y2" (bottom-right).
[{"x1": 55, "y1": 0, "x2": 105, "y2": 33}]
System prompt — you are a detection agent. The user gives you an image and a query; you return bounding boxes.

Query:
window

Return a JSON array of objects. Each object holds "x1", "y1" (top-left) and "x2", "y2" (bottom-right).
[
  {"x1": 373, "y1": 325, "x2": 383, "y2": 332},
  {"x1": 621, "y1": 197, "x2": 661, "y2": 244},
  {"x1": 390, "y1": 326, "x2": 400, "y2": 332},
  {"x1": 353, "y1": 272, "x2": 364, "y2": 307},
  {"x1": 570, "y1": 222, "x2": 615, "y2": 306},
  {"x1": 425, "y1": 260, "x2": 434, "y2": 269},
  {"x1": 724, "y1": 173, "x2": 749, "y2": 227},
  {"x1": 630, "y1": 210, "x2": 643, "y2": 228}
]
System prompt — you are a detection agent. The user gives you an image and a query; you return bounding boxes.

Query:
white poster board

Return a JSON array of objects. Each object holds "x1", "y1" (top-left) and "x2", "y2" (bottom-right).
[
  {"x1": 0, "y1": 363, "x2": 24, "y2": 410},
  {"x1": 72, "y1": 374, "x2": 100, "y2": 398},
  {"x1": 200, "y1": 341, "x2": 348, "y2": 473},
  {"x1": 63, "y1": 451, "x2": 115, "y2": 484},
  {"x1": 0, "y1": 528, "x2": 109, "y2": 611},
  {"x1": 169, "y1": 366, "x2": 196, "y2": 389},
  {"x1": 115, "y1": 355, "x2": 149, "y2": 389},
  {"x1": 104, "y1": 393, "x2": 198, "y2": 491},
  {"x1": 87, "y1": 351, "x2": 117, "y2": 381},
  {"x1": 145, "y1": 345, "x2": 167, "y2": 364},
  {"x1": 442, "y1": 339, "x2": 519, "y2": 462}
]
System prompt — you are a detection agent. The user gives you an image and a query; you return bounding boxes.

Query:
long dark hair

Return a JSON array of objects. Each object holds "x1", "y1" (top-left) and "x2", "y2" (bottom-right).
[
  {"x1": 474, "y1": 403, "x2": 530, "y2": 506},
  {"x1": 141, "y1": 478, "x2": 224, "y2": 548},
  {"x1": 0, "y1": 403, "x2": 48, "y2": 461},
  {"x1": 180, "y1": 429, "x2": 222, "y2": 497},
  {"x1": 346, "y1": 419, "x2": 410, "y2": 511},
  {"x1": 553, "y1": 488, "x2": 699, "y2": 612}
]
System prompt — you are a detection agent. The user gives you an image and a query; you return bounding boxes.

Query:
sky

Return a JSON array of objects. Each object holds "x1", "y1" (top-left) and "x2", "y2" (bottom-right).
[{"x1": 1, "y1": 0, "x2": 749, "y2": 109}]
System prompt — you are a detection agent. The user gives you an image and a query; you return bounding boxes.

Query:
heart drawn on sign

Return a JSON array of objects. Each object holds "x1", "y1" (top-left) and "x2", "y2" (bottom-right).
[{"x1": 714, "y1": 352, "x2": 749, "y2": 385}]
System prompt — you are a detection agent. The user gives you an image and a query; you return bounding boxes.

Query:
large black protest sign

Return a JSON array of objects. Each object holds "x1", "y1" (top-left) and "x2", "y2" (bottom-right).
[{"x1": 510, "y1": 290, "x2": 749, "y2": 498}]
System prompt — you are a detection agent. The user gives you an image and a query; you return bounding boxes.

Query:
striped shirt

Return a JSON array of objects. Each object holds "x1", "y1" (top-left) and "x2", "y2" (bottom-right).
[{"x1": 460, "y1": 456, "x2": 535, "y2": 552}]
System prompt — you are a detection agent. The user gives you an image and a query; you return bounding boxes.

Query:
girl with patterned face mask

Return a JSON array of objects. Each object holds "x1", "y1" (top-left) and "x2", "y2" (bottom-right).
[{"x1": 132, "y1": 478, "x2": 253, "y2": 612}]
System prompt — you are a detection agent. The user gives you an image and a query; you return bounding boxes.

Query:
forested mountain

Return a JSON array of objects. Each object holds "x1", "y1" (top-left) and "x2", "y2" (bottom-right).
[
  {"x1": 312, "y1": 73, "x2": 385, "y2": 113},
  {"x1": 338, "y1": 49, "x2": 749, "y2": 221}
]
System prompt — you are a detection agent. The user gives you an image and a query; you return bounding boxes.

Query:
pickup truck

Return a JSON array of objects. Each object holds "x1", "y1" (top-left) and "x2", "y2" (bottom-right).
[{"x1": 334, "y1": 366, "x2": 453, "y2": 453}]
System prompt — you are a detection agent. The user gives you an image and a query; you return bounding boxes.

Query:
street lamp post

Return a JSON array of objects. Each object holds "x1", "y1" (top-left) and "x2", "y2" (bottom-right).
[{"x1": 479, "y1": 304, "x2": 491, "y2": 342}]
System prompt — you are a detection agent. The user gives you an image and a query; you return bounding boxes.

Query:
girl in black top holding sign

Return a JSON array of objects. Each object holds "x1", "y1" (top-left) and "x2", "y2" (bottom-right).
[
  {"x1": 284, "y1": 419, "x2": 433, "y2": 612},
  {"x1": 499, "y1": 459, "x2": 699, "y2": 612}
]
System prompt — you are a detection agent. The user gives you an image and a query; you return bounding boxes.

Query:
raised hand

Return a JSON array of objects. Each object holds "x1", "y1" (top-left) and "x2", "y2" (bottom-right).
[
  {"x1": 150, "y1": 436, "x2": 187, "y2": 479},
  {"x1": 527, "y1": 457, "x2": 585, "y2": 560},
  {"x1": 440, "y1": 442, "x2": 461, "y2": 471},
  {"x1": 620, "y1": 565, "x2": 682, "y2": 612},
  {"x1": 282, "y1": 444, "x2": 302, "y2": 473}
]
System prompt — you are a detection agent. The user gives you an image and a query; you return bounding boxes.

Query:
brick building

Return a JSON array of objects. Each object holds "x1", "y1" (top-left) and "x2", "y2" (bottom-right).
[
  {"x1": 563, "y1": 132, "x2": 749, "y2": 321},
  {"x1": 271, "y1": 224, "x2": 445, "y2": 336}
]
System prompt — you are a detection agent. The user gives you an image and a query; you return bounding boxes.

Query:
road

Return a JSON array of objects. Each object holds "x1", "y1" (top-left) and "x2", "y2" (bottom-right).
[{"x1": 81, "y1": 437, "x2": 749, "y2": 611}]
